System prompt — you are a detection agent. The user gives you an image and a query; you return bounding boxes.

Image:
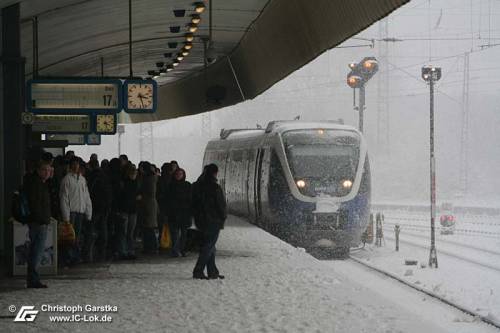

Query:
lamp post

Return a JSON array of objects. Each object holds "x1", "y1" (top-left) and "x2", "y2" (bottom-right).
[
  {"x1": 347, "y1": 57, "x2": 379, "y2": 133},
  {"x1": 422, "y1": 66, "x2": 441, "y2": 269}
]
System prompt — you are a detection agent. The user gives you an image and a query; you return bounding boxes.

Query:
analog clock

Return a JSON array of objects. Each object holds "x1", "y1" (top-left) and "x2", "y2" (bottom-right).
[
  {"x1": 95, "y1": 114, "x2": 116, "y2": 134},
  {"x1": 123, "y1": 79, "x2": 157, "y2": 113}
]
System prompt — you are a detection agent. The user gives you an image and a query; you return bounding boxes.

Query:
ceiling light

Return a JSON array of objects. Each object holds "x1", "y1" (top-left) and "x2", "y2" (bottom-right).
[
  {"x1": 170, "y1": 26, "x2": 180, "y2": 33},
  {"x1": 191, "y1": 14, "x2": 201, "y2": 24},
  {"x1": 177, "y1": 55, "x2": 184, "y2": 61},
  {"x1": 173, "y1": 60, "x2": 179, "y2": 66},
  {"x1": 184, "y1": 42, "x2": 193, "y2": 50},
  {"x1": 194, "y1": 2, "x2": 205, "y2": 13},
  {"x1": 182, "y1": 50, "x2": 189, "y2": 56},
  {"x1": 168, "y1": 42, "x2": 178, "y2": 49},
  {"x1": 185, "y1": 33, "x2": 194, "y2": 42},
  {"x1": 166, "y1": 64, "x2": 174, "y2": 71},
  {"x1": 153, "y1": 75, "x2": 160, "y2": 79},
  {"x1": 173, "y1": 9, "x2": 186, "y2": 17},
  {"x1": 188, "y1": 23, "x2": 198, "y2": 33}
]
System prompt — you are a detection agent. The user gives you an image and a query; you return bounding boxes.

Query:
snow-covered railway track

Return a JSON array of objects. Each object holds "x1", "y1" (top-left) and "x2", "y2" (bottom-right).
[
  {"x1": 347, "y1": 255, "x2": 500, "y2": 330},
  {"x1": 382, "y1": 235, "x2": 500, "y2": 273},
  {"x1": 385, "y1": 215, "x2": 500, "y2": 228},
  {"x1": 384, "y1": 221, "x2": 500, "y2": 238},
  {"x1": 382, "y1": 226, "x2": 500, "y2": 257}
]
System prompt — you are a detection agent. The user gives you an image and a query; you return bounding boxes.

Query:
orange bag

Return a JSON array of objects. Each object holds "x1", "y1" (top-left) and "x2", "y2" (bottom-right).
[
  {"x1": 160, "y1": 224, "x2": 172, "y2": 249},
  {"x1": 58, "y1": 221, "x2": 76, "y2": 245}
]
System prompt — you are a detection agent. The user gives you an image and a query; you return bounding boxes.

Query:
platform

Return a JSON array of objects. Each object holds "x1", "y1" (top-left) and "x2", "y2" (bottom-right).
[{"x1": 0, "y1": 216, "x2": 495, "y2": 332}]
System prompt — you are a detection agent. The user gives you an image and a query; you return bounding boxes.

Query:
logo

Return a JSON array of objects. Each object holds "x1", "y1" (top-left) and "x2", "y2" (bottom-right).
[{"x1": 14, "y1": 306, "x2": 39, "y2": 322}]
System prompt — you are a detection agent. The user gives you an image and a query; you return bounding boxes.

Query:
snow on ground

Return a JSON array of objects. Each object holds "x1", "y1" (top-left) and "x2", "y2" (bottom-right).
[
  {"x1": 350, "y1": 210, "x2": 500, "y2": 329},
  {"x1": 0, "y1": 216, "x2": 498, "y2": 332}
]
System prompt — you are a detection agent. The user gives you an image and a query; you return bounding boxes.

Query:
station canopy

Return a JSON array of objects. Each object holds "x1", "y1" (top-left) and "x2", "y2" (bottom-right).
[{"x1": 7, "y1": 0, "x2": 408, "y2": 123}]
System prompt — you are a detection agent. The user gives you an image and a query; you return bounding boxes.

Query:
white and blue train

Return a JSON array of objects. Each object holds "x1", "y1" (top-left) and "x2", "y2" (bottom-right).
[{"x1": 202, "y1": 121, "x2": 371, "y2": 257}]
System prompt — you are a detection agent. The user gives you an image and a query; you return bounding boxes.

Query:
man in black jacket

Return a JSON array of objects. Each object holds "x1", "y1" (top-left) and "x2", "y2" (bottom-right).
[
  {"x1": 193, "y1": 164, "x2": 227, "y2": 280},
  {"x1": 25, "y1": 160, "x2": 52, "y2": 288}
]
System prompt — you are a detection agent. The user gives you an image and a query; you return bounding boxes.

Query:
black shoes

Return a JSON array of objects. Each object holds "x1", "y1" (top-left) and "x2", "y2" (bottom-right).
[
  {"x1": 208, "y1": 274, "x2": 225, "y2": 280},
  {"x1": 193, "y1": 272, "x2": 209, "y2": 280},
  {"x1": 27, "y1": 282, "x2": 48, "y2": 288}
]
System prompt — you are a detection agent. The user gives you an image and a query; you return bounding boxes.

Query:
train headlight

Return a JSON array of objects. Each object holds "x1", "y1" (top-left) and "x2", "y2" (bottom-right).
[
  {"x1": 296, "y1": 180, "x2": 306, "y2": 188},
  {"x1": 342, "y1": 180, "x2": 353, "y2": 189}
]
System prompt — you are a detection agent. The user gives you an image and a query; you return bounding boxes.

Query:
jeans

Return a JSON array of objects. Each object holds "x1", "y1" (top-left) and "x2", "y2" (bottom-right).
[
  {"x1": 27, "y1": 223, "x2": 48, "y2": 285},
  {"x1": 119, "y1": 213, "x2": 137, "y2": 256},
  {"x1": 193, "y1": 224, "x2": 220, "y2": 277},
  {"x1": 170, "y1": 224, "x2": 188, "y2": 256},
  {"x1": 81, "y1": 219, "x2": 96, "y2": 262},
  {"x1": 60, "y1": 212, "x2": 85, "y2": 266}
]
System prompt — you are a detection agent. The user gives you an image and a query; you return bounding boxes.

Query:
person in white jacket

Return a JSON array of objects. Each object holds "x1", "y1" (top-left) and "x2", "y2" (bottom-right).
[{"x1": 59, "y1": 157, "x2": 92, "y2": 265}]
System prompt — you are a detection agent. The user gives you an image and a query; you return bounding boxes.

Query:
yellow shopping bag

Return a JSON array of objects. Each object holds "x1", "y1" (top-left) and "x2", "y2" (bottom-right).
[
  {"x1": 58, "y1": 221, "x2": 76, "y2": 245},
  {"x1": 160, "y1": 224, "x2": 172, "y2": 249}
]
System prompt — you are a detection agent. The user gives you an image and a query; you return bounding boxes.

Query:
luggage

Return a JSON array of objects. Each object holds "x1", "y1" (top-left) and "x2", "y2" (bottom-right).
[
  {"x1": 58, "y1": 221, "x2": 76, "y2": 245},
  {"x1": 160, "y1": 224, "x2": 172, "y2": 249}
]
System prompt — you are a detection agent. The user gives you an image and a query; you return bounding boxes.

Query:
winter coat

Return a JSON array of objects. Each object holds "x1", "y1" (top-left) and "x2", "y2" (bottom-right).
[
  {"x1": 168, "y1": 179, "x2": 192, "y2": 228},
  {"x1": 156, "y1": 175, "x2": 172, "y2": 215},
  {"x1": 120, "y1": 178, "x2": 140, "y2": 214},
  {"x1": 87, "y1": 168, "x2": 113, "y2": 214},
  {"x1": 24, "y1": 173, "x2": 51, "y2": 225},
  {"x1": 139, "y1": 174, "x2": 158, "y2": 228},
  {"x1": 59, "y1": 172, "x2": 92, "y2": 221},
  {"x1": 196, "y1": 175, "x2": 227, "y2": 231}
]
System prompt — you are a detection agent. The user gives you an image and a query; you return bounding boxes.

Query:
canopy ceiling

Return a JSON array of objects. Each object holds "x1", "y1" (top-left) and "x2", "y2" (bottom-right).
[{"x1": 1, "y1": 0, "x2": 409, "y2": 123}]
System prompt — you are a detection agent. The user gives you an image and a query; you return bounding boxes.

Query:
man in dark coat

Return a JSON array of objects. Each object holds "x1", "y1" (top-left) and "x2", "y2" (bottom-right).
[
  {"x1": 168, "y1": 168, "x2": 192, "y2": 257},
  {"x1": 24, "y1": 160, "x2": 52, "y2": 288},
  {"x1": 86, "y1": 160, "x2": 113, "y2": 262},
  {"x1": 193, "y1": 164, "x2": 227, "y2": 280}
]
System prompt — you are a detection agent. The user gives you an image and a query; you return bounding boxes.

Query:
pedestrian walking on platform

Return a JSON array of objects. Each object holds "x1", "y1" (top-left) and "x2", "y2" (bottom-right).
[
  {"x1": 25, "y1": 160, "x2": 52, "y2": 288},
  {"x1": 193, "y1": 164, "x2": 227, "y2": 280}
]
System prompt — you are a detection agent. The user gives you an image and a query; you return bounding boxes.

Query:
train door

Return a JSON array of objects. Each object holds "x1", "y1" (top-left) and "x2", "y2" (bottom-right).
[
  {"x1": 256, "y1": 147, "x2": 271, "y2": 228},
  {"x1": 254, "y1": 148, "x2": 264, "y2": 222}
]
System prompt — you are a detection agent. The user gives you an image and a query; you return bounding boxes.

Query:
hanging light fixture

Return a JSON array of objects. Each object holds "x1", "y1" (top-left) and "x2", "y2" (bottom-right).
[
  {"x1": 185, "y1": 33, "x2": 194, "y2": 42},
  {"x1": 166, "y1": 64, "x2": 174, "y2": 71},
  {"x1": 188, "y1": 23, "x2": 198, "y2": 33},
  {"x1": 194, "y1": 2, "x2": 205, "y2": 13},
  {"x1": 182, "y1": 49, "x2": 189, "y2": 56},
  {"x1": 173, "y1": 59, "x2": 180, "y2": 66},
  {"x1": 191, "y1": 14, "x2": 201, "y2": 24},
  {"x1": 184, "y1": 42, "x2": 193, "y2": 50},
  {"x1": 176, "y1": 54, "x2": 184, "y2": 61}
]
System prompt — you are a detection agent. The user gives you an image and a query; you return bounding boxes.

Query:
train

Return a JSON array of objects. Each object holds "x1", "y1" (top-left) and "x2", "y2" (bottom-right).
[{"x1": 202, "y1": 120, "x2": 371, "y2": 257}]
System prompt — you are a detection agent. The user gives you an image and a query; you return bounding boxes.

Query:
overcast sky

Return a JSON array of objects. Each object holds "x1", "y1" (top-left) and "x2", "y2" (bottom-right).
[{"x1": 73, "y1": 0, "x2": 500, "y2": 206}]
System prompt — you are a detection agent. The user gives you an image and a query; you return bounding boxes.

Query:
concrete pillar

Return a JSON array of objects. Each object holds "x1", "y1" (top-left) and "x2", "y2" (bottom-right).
[{"x1": 1, "y1": 3, "x2": 25, "y2": 275}]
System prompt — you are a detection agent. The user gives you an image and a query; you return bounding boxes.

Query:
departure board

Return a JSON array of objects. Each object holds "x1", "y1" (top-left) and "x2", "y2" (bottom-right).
[{"x1": 28, "y1": 79, "x2": 122, "y2": 114}]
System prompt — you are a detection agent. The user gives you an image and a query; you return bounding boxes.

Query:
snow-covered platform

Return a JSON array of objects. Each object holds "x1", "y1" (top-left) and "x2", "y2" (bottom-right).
[{"x1": 0, "y1": 216, "x2": 497, "y2": 332}]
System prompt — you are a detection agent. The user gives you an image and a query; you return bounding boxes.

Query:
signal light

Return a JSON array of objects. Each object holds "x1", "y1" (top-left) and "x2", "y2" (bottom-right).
[{"x1": 347, "y1": 75, "x2": 363, "y2": 88}]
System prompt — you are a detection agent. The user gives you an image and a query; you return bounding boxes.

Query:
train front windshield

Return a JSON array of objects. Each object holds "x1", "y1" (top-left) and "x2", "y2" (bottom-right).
[{"x1": 282, "y1": 129, "x2": 361, "y2": 197}]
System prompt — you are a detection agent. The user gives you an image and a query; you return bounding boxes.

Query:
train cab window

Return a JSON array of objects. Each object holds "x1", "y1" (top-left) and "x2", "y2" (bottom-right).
[{"x1": 282, "y1": 130, "x2": 361, "y2": 197}]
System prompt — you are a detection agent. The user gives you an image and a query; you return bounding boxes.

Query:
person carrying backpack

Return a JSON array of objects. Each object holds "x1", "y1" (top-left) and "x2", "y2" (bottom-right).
[{"x1": 193, "y1": 164, "x2": 227, "y2": 280}]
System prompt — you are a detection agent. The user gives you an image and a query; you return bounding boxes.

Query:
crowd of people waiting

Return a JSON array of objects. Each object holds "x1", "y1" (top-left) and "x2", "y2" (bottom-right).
[{"x1": 22, "y1": 149, "x2": 227, "y2": 288}]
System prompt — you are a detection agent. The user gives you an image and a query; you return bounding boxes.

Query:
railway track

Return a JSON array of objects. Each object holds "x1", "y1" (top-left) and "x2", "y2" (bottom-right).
[
  {"x1": 383, "y1": 220, "x2": 500, "y2": 238},
  {"x1": 347, "y1": 255, "x2": 500, "y2": 330},
  {"x1": 382, "y1": 234, "x2": 500, "y2": 273},
  {"x1": 382, "y1": 225, "x2": 500, "y2": 257}
]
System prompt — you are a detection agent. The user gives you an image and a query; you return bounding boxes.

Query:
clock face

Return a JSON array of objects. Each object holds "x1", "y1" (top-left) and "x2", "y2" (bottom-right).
[
  {"x1": 95, "y1": 114, "x2": 115, "y2": 134},
  {"x1": 127, "y1": 83, "x2": 154, "y2": 109}
]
